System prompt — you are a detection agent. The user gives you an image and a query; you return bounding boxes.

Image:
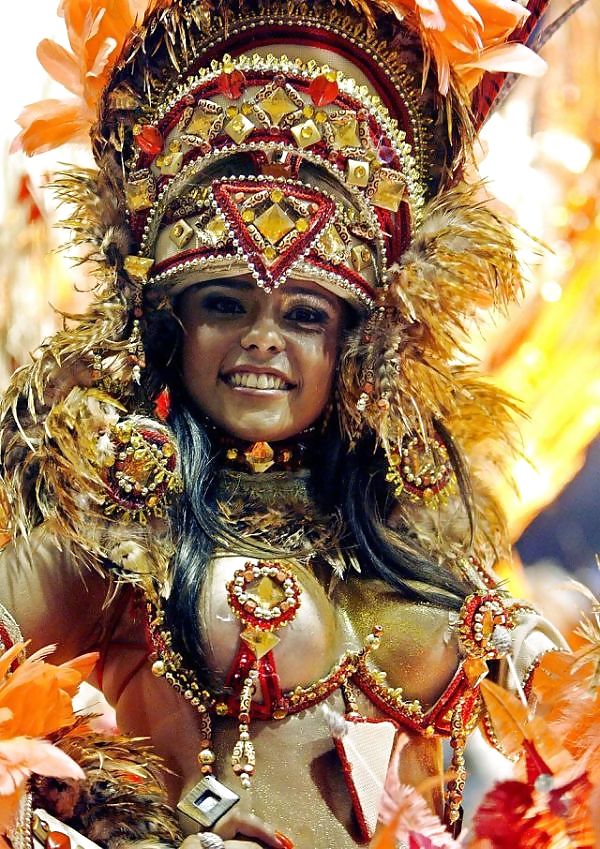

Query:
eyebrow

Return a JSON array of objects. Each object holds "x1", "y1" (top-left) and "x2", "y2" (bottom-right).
[
  {"x1": 284, "y1": 285, "x2": 337, "y2": 308},
  {"x1": 201, "y1": 278, "x2": 254, "y2": 291},
  {"x1": 201, "y1": 279, "x2": 338, "y2": 308}
]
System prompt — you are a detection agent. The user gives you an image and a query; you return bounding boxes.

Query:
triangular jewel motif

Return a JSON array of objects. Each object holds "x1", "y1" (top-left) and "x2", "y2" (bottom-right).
[
  {"x1": 212, "y1": 179, "x2": 336, "y2": 290},
  {"x1": 240, "y1": 627, "x2": 281, "y2": 660},
  {"x1": 334, "y1": 718, "x2": 398, "y2": 840}
]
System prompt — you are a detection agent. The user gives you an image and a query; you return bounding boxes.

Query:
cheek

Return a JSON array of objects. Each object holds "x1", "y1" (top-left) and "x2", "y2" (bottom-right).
[
  {"x1": 181, "y1": 324, "x2": 224, "y2": 387},
  {"x1": 296, "y1": 330, "x2": 339, "y2": 399}
]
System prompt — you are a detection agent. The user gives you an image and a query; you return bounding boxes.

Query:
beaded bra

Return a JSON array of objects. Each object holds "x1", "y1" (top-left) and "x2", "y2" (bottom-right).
[{"x1": 145, "y1": 559, "x2": 525, "y2": 834}]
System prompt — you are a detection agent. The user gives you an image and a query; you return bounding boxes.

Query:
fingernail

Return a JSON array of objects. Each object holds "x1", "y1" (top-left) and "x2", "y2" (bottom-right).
[{"x1": 274, "y1": 833, "x2": 294, "y2": 849}]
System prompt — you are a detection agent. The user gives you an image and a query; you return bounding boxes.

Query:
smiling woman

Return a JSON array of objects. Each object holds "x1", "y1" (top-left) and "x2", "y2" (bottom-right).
[
  {"x1": 0, "y1": 1, "x2": 569, "y2": 849},
  {"x1": 177, "y1": 277, "x2": 344, "y2": 441}
]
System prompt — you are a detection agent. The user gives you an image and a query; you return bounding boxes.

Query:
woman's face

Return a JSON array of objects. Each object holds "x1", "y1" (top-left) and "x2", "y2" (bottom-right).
[{"x1": 177, "y1": 276, "x2": 345, "y2": 441}]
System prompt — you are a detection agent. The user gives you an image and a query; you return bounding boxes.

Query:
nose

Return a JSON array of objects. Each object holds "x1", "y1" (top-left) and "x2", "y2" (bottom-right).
[{"x1": 239, "y1": 309, "x2": 285, "y2": 355}]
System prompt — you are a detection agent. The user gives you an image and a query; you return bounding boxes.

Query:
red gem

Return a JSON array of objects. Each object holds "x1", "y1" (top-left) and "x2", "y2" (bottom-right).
[
  {"x1": 154, "y1": 389, "x2": 171, "y2": 421},
  {"x1": 378, "y1": 144, "x2": 396, "y2": 164},
  {"x1": 217, "y1": 69, "x2": 247, "y2": 99},
  {"x1": 309, "y1": 73, "x2": 340, "y2": 107},
  {"x1": 134, "y1": 125, "x2": 164, "y2": 156},
  {"x1": 46, "y1": 832, "x2": 71, "y2": 849}
]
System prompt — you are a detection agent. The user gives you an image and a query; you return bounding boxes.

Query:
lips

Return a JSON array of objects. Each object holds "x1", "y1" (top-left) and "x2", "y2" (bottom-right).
[{"x1": 222, "y1": 371, "x2": 294, "y2": 391}]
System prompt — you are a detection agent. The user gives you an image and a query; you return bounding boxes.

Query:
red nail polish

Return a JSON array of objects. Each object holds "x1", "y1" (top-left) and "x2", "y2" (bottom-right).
[{"x1": 274, "y1": 833, "x2": 294, "y2": 849}]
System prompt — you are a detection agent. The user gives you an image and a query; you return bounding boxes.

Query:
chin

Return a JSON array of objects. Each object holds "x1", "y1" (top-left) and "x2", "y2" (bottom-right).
[
  {"x1": 219, "y1": 412, "x2": 304, "y2": 443},
  {"x1": 225, "y1": 423, "x2": 297, "y2": 442}
]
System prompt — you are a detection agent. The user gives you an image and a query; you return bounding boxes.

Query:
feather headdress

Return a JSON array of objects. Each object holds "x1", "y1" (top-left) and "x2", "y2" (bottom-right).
[{"x1": 0, "y1": 0, "x2": 562, "y2": 577}]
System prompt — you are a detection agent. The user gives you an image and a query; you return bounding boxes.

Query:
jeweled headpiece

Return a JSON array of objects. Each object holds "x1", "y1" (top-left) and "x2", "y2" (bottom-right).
[{"x1": 4, "y1": 0, "x2": 552, "y2": 569}]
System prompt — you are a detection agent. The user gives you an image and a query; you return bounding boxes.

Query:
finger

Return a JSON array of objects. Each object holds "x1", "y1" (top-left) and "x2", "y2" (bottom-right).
[
  {"x1": 183, "y1": 838, "x2": 263, "y2": 849},
  {"x1": 223, "y1": 843, "x2": 264, "y2": 849},
  {"x1": 181, "y1": 836, "x2": 204, "y2": 849},
  {"x1": 215, "y1": 810, "x2": 293, "y2": 848}
]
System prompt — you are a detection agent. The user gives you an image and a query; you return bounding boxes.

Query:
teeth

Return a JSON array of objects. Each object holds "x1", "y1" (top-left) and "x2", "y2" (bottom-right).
[{"x1": 227, "y1": 372, "x2": 288, "y2": 390}]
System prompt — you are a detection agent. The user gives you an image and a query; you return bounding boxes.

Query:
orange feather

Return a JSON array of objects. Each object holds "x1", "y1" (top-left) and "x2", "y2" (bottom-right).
[{"x1": 13, "y1": 0, "x2": 164, "y2": 155}]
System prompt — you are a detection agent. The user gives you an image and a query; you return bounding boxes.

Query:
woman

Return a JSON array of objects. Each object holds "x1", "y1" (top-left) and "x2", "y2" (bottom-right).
[{"x1": 1, "y1": 1, "x2": 565, "y2": 847}]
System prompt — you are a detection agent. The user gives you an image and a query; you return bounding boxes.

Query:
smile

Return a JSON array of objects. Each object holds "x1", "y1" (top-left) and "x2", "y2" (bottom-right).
[{"x1": 223, "y1": 372, "x2": 294, "y2": 391}]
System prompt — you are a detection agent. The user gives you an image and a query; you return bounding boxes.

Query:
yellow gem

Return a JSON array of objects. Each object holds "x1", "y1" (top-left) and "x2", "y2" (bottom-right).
[
  {"x1": 346, "y1": 159, "x2": 370, "y2": 188},
  {"x1": 270, "y1": 188, "x2": 284, "y2": 203},
  {"x1": 319, "y1": 225, "x2": 346, "y2": 263},
  {"x1": 331, "y1": 116, "x2": 361, "y2": 148},
  {"x1": 241, "y1": 102, "x2": 253, "y2": 115},
  {"x1": 295, "y1": 218, "x2": 309, "y2": 233},
  {"x1": 325, "y1": 70, "x2": 337, "y2": 82},
  {"x1": 123, "y1": 255, "x2": 154, "y2": 282},
  {"x1": 255, "y1": 204, "x2": 295, "y2": 245},
  {"x1": 205, "y1": 216, "x2": 227, "y2": 242},
  {"x1": 125, "y1": 177, "x2": 154, "y2": 211},
  {"x1": 302, "y1": 104, "x2": 315, "y2": 118},
  {"x1": 372, "y1": 173, "x2": 407, "y2": 212},
  {"x1": 291, "y1": 119, "x2": 322, "y2": 149},
  {"x1": 226, "y1": 447, "x2": 238, "y2": 460},
  {"x1": 256, "y1": 576, "x2": 286, "y2": 606},
  {"x1": 170, "y1": 218, "x2": 194, "y2": 248},
  {"x1": 315, "y1": 110, "x2": 328, "y2": 124},
  {"x1": 264, "y1": 246, "x2": 277, "y2": 261},
  {"x1": 157, "y1": 150, "x2": 184, "y2": 176},
  {"x1": 186, "y1": 109, "x2": 220, "y2": 140},
  {"x1": 351, "y1": 244, "x2": 372, "y2": 271},
  {"x1": 224, "y1": 112, "x2": 254, "y2": 144},
  {"x1": 216, "y1": 701, "x2": 228, "y2": 716},
  {"x1": 226, "y1": 105, "x2": 238, "y2": 118},
  {"x1": 260, "y1": 86, "x2": 297, "y2": 125},
  {"x1": 240, "y1": 628, "x2": 280, "y2": 660},
  {"x1": 242, "y1": 209, "x2": 255, "y2": 223}
]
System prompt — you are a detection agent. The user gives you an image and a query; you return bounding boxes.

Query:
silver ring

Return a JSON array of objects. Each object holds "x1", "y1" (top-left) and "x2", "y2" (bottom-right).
[{"x1": 198, "y1": 833, "x2": 225, "y2": 849}]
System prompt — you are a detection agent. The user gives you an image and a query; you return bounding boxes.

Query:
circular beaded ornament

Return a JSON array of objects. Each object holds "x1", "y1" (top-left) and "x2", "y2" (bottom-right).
[{"x1": 100, "y1": 418, "x2": 183, "y2": 523}]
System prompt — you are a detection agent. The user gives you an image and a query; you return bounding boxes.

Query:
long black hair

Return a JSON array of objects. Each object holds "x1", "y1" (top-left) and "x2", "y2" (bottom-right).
[{"x1": 163, "y1": 393, "x2": 473, "y2": 669}]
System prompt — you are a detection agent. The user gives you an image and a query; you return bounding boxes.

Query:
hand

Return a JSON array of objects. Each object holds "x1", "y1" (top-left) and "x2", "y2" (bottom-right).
[{"x1": 180, "y1": 809, "x2": 293, "y2": 848}]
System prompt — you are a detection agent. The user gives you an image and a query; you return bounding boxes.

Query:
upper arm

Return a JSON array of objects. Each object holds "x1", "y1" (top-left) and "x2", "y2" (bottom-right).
[{"x1": 0, "y1": 525, "x2": 114, "y2": 663}]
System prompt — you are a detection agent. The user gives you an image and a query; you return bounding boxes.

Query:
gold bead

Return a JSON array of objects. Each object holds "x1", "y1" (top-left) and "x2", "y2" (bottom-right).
[
  {"x1": 151, "y1": 659, "x2": 166, "y2": 677},
  {"x1": 198, "y1": 748, "x2": 216, "y2": 765}
]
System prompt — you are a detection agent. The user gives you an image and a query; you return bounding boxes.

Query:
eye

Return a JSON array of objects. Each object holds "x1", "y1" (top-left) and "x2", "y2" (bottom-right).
[
  {"x1": 285, "y1": 305, "x2": 328, "y2": 325},
  {"x1": 201, "y1": 294, "x2": 246, "y2": 315}
]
